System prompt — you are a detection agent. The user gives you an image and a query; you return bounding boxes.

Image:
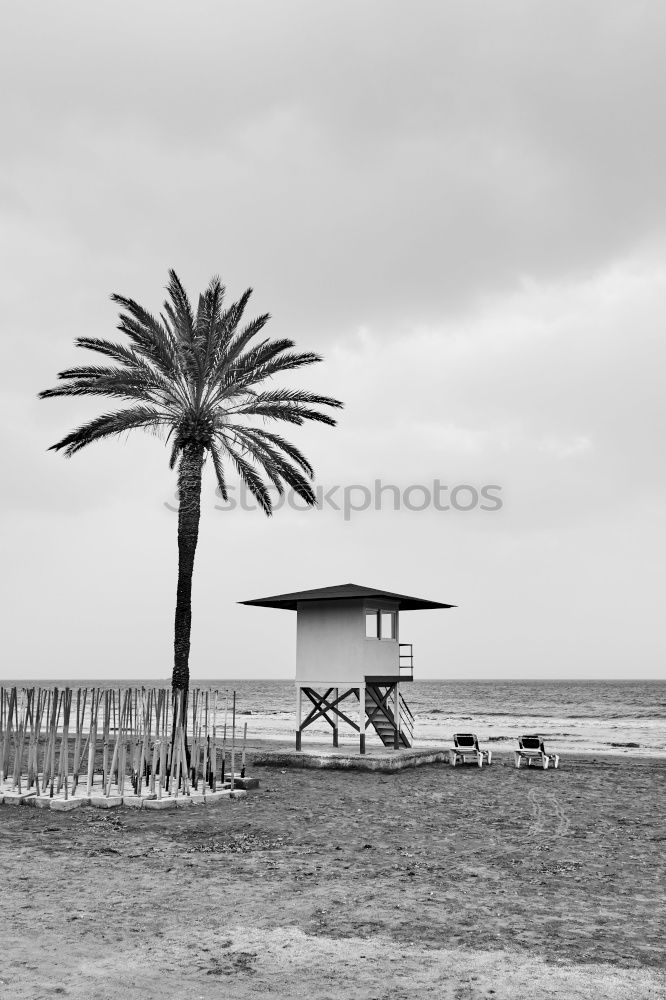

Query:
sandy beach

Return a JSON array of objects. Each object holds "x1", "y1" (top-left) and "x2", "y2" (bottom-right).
[{"x1": 1, "y1": 743, "x2": 664, "y2": 999}]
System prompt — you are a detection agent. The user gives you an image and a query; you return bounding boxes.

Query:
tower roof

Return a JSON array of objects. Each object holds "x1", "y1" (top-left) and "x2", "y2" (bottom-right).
[{"x1": 239, "y1": 582, "x2": 455, "y2": 611}]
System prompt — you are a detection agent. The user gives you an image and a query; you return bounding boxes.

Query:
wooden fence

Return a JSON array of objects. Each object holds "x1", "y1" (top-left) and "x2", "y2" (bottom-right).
[{"x1": 0, "y1": 686, "x2": 246, "y2": 801}]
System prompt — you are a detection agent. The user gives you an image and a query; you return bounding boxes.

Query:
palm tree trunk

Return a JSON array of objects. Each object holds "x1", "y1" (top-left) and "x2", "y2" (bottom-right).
[{"x1": 172, "y1": 442, "x2": 204, "y2": 690}]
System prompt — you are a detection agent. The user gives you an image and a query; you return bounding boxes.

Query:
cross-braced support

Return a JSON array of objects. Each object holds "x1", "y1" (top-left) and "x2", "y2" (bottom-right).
[
  {"x1": 294, "y1": 682, "x2": 414, "y2": 753},
  {"x1": 295, "y1": 686, "x2": 366, "y2": 753}
]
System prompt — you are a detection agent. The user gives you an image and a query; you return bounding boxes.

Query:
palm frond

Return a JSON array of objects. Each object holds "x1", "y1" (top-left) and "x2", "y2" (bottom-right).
[
  {"x1": 226, "y1": 429, "x2": 286, "y2": 495},
  {"x1": 225, "y1": 338, "x2": 295, "y2": 381},
  {"x1": 112, "y1": 299, "x2": 186, "y2": 391},
  {"x1": 229, "y1": 351, "x2": 324, "y2": 391},
  {"x1": 48, "y1": 407, "x2": 168, "y2": 457},
  {"x1": 39, "y1": 367, "x2": 180, "y2": 411},
  {"x1": 232, "y1": 389, "x2": 342, "y2": 427},
  {"x1": 203, "y1": 337, "x2": 283, "y2": 408},
  {"x1": 72, "y1": 341, "x2": 187, "y2": 405},
  {"x1": 213, "y1": 352, "x2": 326, "y2": 407},
  {"x1": 215, "y1": 310, "x2": 269, "y2": 371},
  {"x1": 208, "y1": 443, "x2": 228, "y2": 501},
  {"x1": 50, "y1": 362, "x2": 170, "y2": 389},
  {"x1": 165, "y1": 270, "x2": 194, "y2": 342},
  {"x1": 241, "y1": 403, "x2": 338, "y2": 426},
  {"x1": 75, "y1": 337, "x2": 151, "y2": 371},
  {"x1": 228, "y1": 426, "x2": 316, "y2": 505},
  {"x1": 195, "y1": 276, "x2": 226, "y2": 362},
  {"x1": 228, "y1": 426, "x2": 314, "y2": 477},
  {"x1": 235, "y1": 388, "x2": 343, "y2": 409},
  {"x1": 268, "y1": 459, "x2": 316, "y2": 505},
  {"x1": 221, "y1": 438, "x2": 273, "y2": 515},
  {"x1": 218, "y1": 288, "x2": 254, "y2": 350},
  {"x1": 201, "y1": 319, "x2": 271, "y2": 408}
]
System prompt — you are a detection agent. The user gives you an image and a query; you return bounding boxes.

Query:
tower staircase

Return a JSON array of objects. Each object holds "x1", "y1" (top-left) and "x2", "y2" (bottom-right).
[{"x1": 365, "y1": 684, "x2": 414, "y2": 748}]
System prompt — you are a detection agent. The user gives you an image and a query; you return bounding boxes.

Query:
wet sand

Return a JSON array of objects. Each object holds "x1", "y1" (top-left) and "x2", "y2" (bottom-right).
[{"x1": 1, "y1": 746, "x2": 664, "y2": 999}]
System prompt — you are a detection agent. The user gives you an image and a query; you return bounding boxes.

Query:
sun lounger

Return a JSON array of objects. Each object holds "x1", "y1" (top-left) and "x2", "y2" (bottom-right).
[
  {"x1": 449, "y1": 733, "x2": 492, "y2": 768},
  {"x1": 514, "y1": 735, "x2": 560, "y2": 769}
]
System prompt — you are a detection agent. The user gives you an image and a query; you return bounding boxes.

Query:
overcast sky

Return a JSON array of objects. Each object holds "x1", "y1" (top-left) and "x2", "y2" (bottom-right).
[{"x1": 1, "y1": 1, "x2": 665, "y2": 681}]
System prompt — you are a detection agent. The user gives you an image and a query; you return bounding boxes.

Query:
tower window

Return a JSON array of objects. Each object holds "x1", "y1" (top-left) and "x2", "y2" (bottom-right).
[
  {"x1": 365, "y1": 611, "x2": 379, "y2": 638},
  {"x1": 365, "y1": 609, "x2": 396, "y2": 640},
  {"x1": 380, "y1": 611, "x2": 396, "y2": 640}
]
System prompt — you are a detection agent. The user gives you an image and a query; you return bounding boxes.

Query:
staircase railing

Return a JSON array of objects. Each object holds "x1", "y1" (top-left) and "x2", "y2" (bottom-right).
[
  {"x1": 398, "y1": 693, "x2": 414, "y2": 744},
  {"x1": 364, "y1": 684, "x2": 415, "y2": 748},
  {"x1": 399, "y1": 643, "x2": 413, "y2": 680}
]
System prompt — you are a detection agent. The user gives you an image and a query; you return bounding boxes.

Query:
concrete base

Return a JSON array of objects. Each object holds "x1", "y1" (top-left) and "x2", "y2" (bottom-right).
[
  {"x1": 89, "y1": 795, "x2": 123, "y2": 808},
  {"x1": 204, "y1": 789, "x2": 233, "y2": 804},
  {"x1": 3, "y1": 785, "x2": 250, "y2": 810},
  {"x1": 143, "y1": 797, "x2": 177, "y2": 810},
  {"x1": 122, "y1": 796, "x2": 144, "y2": 809},
  {"x1": 229, "y1": 776, "x2": 260, "y2": 790},
  {"x1": 3, "y1": 791, "x2": 37, "y2": 805},
  {"x1": 51, "y1": 797, "x2": 89, "y2": 811},
  {"x1": 253, "y1": 746, "x2": 450, "y2": 772}
]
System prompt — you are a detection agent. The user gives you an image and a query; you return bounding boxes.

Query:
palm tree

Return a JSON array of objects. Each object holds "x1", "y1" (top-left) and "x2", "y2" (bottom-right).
[{"x1": 40, "y1": 271, "x2": 343, "y2": 690}]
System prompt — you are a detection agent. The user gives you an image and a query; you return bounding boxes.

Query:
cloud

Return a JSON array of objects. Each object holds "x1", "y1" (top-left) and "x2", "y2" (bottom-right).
[
  {"x1": 537, "y1": 436, "x2": 592, "y2": 460},
  {"x1": 2, "y1": 1, "x2": 666, "y2": 343},
  {"x1": 2, "y1": 2, "x2": 666, "y2": 679},
  {"x1": 308, "y1": 252, "x2": 666, "y2": 489}
]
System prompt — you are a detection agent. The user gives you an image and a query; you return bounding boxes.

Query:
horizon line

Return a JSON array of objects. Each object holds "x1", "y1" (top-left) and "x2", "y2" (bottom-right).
[{"x1": 2, "y1": 676, "x2": 664, "y2": 684}]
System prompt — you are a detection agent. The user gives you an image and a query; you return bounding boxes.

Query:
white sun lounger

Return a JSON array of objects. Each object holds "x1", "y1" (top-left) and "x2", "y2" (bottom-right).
[
  {"x1": 449, "y1": 733, "x2": 492, "y2": 768},
  {"x1": 514, "y1": 735, "x2": 560, "y2": 769}
]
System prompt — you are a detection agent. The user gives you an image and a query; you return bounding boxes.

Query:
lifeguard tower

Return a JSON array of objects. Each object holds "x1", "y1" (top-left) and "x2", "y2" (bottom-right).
[{"x1": 240, "y1": 583, "x2": 454, "y2": 753}]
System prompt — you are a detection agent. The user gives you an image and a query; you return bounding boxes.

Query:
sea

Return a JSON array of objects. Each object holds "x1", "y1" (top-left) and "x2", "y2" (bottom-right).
[
  {"x1": 11, "y1": 678, "x2": 665, "y2": 757},
  {"x1": 222, "y1": 678, "x2": 666, "y2": 756}
]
